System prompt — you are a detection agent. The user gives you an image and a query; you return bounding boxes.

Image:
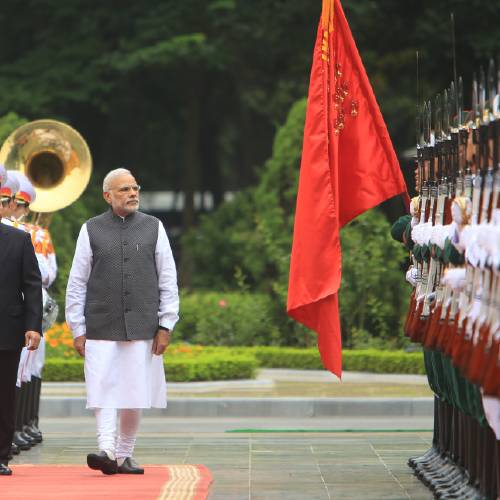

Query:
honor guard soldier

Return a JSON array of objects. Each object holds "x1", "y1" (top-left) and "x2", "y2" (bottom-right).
[{"x1": 392, "y1": 73, "x2": 500, "y2": 499}]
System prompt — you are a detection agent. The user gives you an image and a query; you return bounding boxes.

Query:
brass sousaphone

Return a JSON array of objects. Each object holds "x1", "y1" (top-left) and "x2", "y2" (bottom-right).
[{"x1": 0, "y1": 119, "x2": 92, "y2": 215}]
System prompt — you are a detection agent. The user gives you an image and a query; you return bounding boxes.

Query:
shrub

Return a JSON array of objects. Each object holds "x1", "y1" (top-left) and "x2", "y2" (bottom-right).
[
  {"x1": 253, "y1": 347, "x2": 323, "y2": 369},
  {"x1": 176, "y1": 292, "x2": 280, "y2": 346},
  {"x1": 43, "y1": 353, "x2": 257, "y2": 382},
  {"x1": 343, "y1": 350, "x2": 425, "y2": 374},
  {"x1": 166, "y1": 355, "x2": 257, "y2": 382},
  {"x1": 43, "y1": 359, "x2": 85, "y2": 381},
  {"x1": 249, "y1": 347, "x2": 424, "y2": 374}
]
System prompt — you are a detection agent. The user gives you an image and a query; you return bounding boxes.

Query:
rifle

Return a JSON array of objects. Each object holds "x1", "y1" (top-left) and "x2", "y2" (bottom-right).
[
  {"x1": 406, "y1": 102, "x2": 430, "y2": 341},
  {"x1": 423, "y1": 90, "x2": 454, "y2": 349},
  {"x1": 409, "y1": 101, "x2": 438, "y2": 343},
  {"x1": 454, "y1": 67, "x2": 497, "y2": 372},
  {"x1": 434, "y1": 81, "x2": 464, "y2": 352},
  {"x1": 403, "y1": 108, "x2": 424, "y2": 338}
]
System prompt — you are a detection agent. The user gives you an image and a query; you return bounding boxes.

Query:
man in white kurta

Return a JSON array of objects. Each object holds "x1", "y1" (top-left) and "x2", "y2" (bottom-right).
[{"x1": 65, "y1": 168, "x2": 179, "y2": 475}]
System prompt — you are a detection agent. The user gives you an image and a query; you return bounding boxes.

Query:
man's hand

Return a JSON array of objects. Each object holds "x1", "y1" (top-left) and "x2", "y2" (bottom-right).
[
  {"x1": 74, "y1": 335, "x2": 86, "y2": 357},
  {"x1": 25, "y1": 331, "x2": 41, "y2": 351},
  {"x1": 152, "y1": 329, "x2": 170, "y2": 355}
]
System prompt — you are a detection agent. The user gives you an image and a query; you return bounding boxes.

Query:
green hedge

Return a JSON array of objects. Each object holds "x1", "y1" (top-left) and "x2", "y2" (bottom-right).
[
  {"x1": 343, "y1": 350, "x2": 425, "y2": 374},
  {"x1": 43, "y1": 348, "x2": 424, "y2": 381},
  {"x1": 43, "y1": 354, "x2": 258, "y2": 382},
  {"x1": 176, "y1": 292, "x2": 280, "y2": 346},
  {"x1": 43, "y1": 359, "x2": 85, "y2": 382},
  {"x1": 165, "y1": 355, "x2": 257, "y2": 381},
  {"x1": 251, "y1": 347, "x2": 425, "y2": 374}
]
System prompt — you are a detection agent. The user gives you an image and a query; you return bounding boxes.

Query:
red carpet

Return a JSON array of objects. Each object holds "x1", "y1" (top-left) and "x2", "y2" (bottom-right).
[{"x1": 3, "y1": 464, "x2": 212, "y2": 499}]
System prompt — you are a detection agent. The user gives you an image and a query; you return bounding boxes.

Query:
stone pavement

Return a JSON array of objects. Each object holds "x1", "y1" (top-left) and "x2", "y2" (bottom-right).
[{"x1": 11, "y1": 417, "x2": 434, "y2": 499}]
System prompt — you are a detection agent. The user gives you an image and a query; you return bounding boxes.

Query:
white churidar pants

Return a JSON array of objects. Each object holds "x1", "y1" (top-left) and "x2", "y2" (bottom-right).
[{"x1": 95, "y1": 408, "x2": 142, "y2": 459}]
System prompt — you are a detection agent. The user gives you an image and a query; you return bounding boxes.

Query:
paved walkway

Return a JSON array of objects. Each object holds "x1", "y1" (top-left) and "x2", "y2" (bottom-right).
[{"x1": 11, "y1": 417, "x2": 433, "y2": 499}]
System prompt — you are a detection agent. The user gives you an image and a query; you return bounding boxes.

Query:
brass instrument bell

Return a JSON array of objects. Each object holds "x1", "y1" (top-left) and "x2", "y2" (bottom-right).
[{"x1": 0, "y1": 119, "x2": 92, "y2": 213}]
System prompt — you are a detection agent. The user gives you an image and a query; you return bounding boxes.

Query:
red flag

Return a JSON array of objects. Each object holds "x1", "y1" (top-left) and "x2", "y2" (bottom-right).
[{"x1": 287, "y1": 0, "x2": 408, "y2": 378}]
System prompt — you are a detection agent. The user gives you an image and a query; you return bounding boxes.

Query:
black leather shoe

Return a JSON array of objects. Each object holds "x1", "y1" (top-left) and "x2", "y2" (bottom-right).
[
  {"x1": 0, "y1": 463, "x2": 12, "y2": 476},
  {"x1": 20, "y1": 431, "x2": 36, "y2": 446},
  {"x1": 23, "y1": 425, "x2": 42, "y2": 443},
  {"x1": 13, "y1": 432, "x2": 31, "y2": 451},
  {"x1": 87, "y1": 451, "x2": 118, "y2": 475},
  {"x1": 117, "y1": 457, "x2": 144, "y2": 474},
  {"x1": 10, "y1": 443, "x2": 20, "y2": 456}
]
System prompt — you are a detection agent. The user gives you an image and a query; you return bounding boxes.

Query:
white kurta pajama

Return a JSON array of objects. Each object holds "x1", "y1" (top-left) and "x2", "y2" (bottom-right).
[{"x1": 66, "y1": 219, "x2": 178, "y2": 410}]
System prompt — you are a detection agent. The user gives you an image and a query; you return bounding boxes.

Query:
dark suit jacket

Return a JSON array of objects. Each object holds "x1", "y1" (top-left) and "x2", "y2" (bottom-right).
[{"x1": 0, "y1": 222, "x2": 43, "y2": 350}]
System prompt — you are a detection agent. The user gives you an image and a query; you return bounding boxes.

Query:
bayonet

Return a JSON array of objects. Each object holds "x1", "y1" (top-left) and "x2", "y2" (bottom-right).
[
  {"x1": 449, "y1": 81, "x2": 457, "y2": 130},
  {"x1": 479, "y1": 67, "x2": 486, "y2": 123},
  {"x1": 458, "y1": 76, "x2": 464, "y2": 126},
  {"x1": 471, "y1": 71, "x2": 484, "y2": 223},
  {"x1": 419, "y1": 101, "x2": 430, "y2": 224},
  {"x1": 472, "y1": 73, "x2": 479, "y2": 124},
  {"x1": 443, "y1": 88, "x2": 450, "y2": 138},
  {"x1": 449, "y1": 83, "x2": 460, "y2": 197},
  {"x1": 488, "y1": 59, "x2": 495, "y2": 116},
  {"x1": 442, "y1": 89, "x2": 453, "y2": 209}
]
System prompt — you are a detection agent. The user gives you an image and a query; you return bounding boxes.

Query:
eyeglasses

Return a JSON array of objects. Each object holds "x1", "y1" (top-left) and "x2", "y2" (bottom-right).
[{"x1": 113, "y1": 185, "x2": 141, "y2": 194}]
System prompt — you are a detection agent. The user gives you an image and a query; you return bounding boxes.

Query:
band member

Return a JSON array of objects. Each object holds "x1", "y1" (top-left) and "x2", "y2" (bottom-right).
[
  {"x1": 8, "y1": 171, "x2": 55, "y2": 446},
  {"x1": 66, "y1": 168, "x2": 179, "y2": 475},
  {"x1": 0, "y1": 172, "x2": 19, "y2": 219},
  {"x1": 0, "y1": 167, "x2": 43, "y2": 476}
]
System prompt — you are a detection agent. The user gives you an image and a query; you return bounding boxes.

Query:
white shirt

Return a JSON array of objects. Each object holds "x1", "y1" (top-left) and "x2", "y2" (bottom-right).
[{"x1": 66, "y1": 217, "x2": 179, "y2": 339}]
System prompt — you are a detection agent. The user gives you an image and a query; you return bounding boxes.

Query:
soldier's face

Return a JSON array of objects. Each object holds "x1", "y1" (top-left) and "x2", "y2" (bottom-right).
[
  {"x1": 104, "y1": 173, "x2": 140, "y2": 217},
  {"x1": 0, "y1": 197, "x2": 16, "y2": 217},
  {"x1": 13, "y1": 203, "x2": 29, "y2": 220}
]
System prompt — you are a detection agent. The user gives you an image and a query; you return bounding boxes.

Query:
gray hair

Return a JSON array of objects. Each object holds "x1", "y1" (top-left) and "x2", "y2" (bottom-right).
[{"x1": 102, "y1": 168, "x2": 132, "y2": 192}]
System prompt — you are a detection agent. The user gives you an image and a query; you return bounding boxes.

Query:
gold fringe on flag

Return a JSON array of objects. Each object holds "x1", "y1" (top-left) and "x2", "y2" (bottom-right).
[{"x1": 321, "y1": 0, "x2": 335, "y2": 61}]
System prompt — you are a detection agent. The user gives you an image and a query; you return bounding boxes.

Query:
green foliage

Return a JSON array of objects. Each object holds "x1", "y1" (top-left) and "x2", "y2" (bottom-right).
[
  {"x1": 0, "y1": 112, "x2": 27, "y2": 144},
  {"x1": 251, "y1": 346, "x2": 424, "y2": 374},
  {"x1": 43, "y1": 346, "x2": 424, "y2": 380},
  {"x1": 43, "y1": 359, "x2": 85, "y2": 382},
  {"x1": 339, "y1": 210, "x2": 410, "y2": 348},
  {"x1": 342, "y1": 349, "x2": 425, "y2": 375},
  {"x1": 253, "y1": 347, "x2": 323, "y2": 370},
  {"x1": 107, "y1": 34, "x2": 211, "y2": 72},
  {"x1": 167, "y1": 355, "x2": 257, "y2": 382},
  {"x1": 43, "y1": 354, "x2": 257, "y2": 382},
  {"x1": 176, "y1": 291, "x2": 280, "y2": 346},
  {"x1": 0, "y1": 0, "x2": 498, "y2": 229}
]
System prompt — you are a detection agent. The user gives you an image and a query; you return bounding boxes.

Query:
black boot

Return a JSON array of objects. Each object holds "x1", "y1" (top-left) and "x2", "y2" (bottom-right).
[{"x1": 13, "y1": 431, "x2": 31, "y2": 451}]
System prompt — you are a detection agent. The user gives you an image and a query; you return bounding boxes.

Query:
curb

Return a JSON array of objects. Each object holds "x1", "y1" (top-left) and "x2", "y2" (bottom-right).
[{"x1": 40, "y1": 397, "x2": 434, "y2": 418}]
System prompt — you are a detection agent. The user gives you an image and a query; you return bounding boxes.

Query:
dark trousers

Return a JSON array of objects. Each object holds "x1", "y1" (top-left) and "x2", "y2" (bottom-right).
[{"x1": 0, "y1": 349, "x2": 21, "y2": 463}]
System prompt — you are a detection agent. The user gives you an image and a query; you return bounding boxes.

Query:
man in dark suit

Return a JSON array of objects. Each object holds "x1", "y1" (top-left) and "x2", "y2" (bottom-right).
[{"x1": 0, "y1": 171, "x2": 43, "y2": 476}]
